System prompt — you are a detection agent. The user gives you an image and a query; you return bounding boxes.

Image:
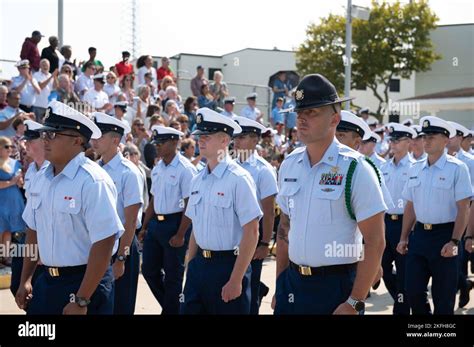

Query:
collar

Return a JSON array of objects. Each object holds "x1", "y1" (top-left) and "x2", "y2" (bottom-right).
[
  {"x1": 204, "y1": 155, "x2": 232, "y2": 179},
  {"x1": 102, "y1": 151, "x2": 123, "y2": 170},
  {"x1": 422, "y1": 152, "x2": 447, "y2": 170},
  {"x1": 48, "y1": 152, "x2": 84, "y2": 180},
  {"x1": 299, "y1": 138, "x2": 340, "y2": 168},
  {"x1": 239, "y1": 150, "x2": 258, "y2": 166},
  {"x1": 161, "y1": 152, "x2": 180, "y2": 168},
  {"x1": 390, "y1": 153, "x2": 410, "y2": 167}
]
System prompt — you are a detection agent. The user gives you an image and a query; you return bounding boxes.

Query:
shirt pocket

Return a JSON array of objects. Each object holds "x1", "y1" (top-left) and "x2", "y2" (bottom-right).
[
  {"x1": 210, "y1": 193, "x2": 233, "y2": 228},
  {"x1": 186, "y1": 193, "x2": 202, "y2": 220},
  {"x1": 278, "y1": 183, "x2": 301, "y2": 220},
  {"x1": 432, "y1": 174, "x2": 454, "y2": 202},
  {"x1": 312, "y1": 186, "x2": 344, "y2": 224},
  {"x1": 55, "y1": 197, "x2": 82, "y2": 231}
]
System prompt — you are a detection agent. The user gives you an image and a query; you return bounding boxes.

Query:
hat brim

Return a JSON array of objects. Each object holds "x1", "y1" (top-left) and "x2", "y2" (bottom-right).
[
  {"x1": 36, "y1": 125, "x2": 67, "y2": 133},
  {"x1": 191, "y1": 129, "x2": 220, "y2": 136},
  {"x1": 294, "y1": 96, "x2": 354, "y2": 112}
]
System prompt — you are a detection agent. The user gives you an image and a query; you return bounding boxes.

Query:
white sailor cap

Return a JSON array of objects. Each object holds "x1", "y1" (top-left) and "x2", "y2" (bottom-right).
[
  {"x1": 363, "y1": 131, "x2": 381, "y2": 143},
  {"x1": 359, "y1": 107, "x2": 369, "y2": 114},
  {"x1": 150, "y1": 125, "x2": 184, "y2": 144},
  {"x1": 114, "y1": 101, "x2": 128, "y2": 110},
  {"x1": 232, "y1": 116, "x2": 268, "y2": 136},
  {"x1": 447, "y1": 121, "x2": 471, "y2": 138},
  {"x1": 374, "y1": 125, "x2": 385, "y2": 134},
  {"x1": 38, "y1": 100, "x2": 102, "y2": 140},
  {"x1": 337, "y1": 110, "x2": 371, "y2": 141},
  {"x1": 93, "y1": 73, "x2": 106, "y2": 83},
  {"x1": 22, "y1": 120, "x2": 43, "y2": 140},
  {"x1": 93, "y1": 112, "x2": 131, "y2": 136},
  {"x1": 367, "y1": 116, "x2": 379, "y2": 126},
  {"x1": 192, "y1": 107, "x2": 242, "y2": 136},
  {"x1": 15, "y1": 59, "x2": 30, "y2": 68},
  {"x1": 246, "y1": 92, "x2": 258, "y2": 100},
  {"x1": 402, "y1": 118, "x2": 414, "y2": 126},
  {"x1": 410, "y1": 125, "x2": 422, "y2": 138},
  {"x1": 224, "y1": 96, "x2": 236, "y2": 104},
  {"x1": 419, "y1": 116, "x2": 456, "y2": 138},
  {"x1": 386, "y1": 123, "x2": 417, "y2": 139}
]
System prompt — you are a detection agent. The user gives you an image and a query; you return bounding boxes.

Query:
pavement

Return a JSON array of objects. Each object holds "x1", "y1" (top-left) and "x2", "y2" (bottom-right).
[{"x1": 1, "y1": 256, "x2": 473, "y2": 315}]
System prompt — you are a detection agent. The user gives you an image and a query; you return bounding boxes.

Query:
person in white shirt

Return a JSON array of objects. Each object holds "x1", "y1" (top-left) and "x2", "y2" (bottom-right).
[
  {"x1": 136, "y1": 55, "x2": 157, "y2": 86},
  {"x1": 32, "y1": 59, "x2": 58, "y2": 122},
  {"x1": 83, "y1": 74, "x2": 112, "y2": 112},
  {"x1": 11, "y1": 60, "x2": 41, "y2": 112},
  {"x1": 104, "y1": 72, "x2": 121, "y2": 115},
  {"x1": 75, "y1": 61, "x2": 95, "y2": 100}
]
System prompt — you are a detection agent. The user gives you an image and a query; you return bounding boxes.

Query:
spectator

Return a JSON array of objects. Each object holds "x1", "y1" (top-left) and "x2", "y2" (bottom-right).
[
  {"x1": 260, "y1": 130, "x2": 279, "y2": 163},
  {"x1": 161, "y1": 85, "x2": 182, "y2": 111},
  {"x1": 83, "y1": 74, "x2": 112, "y2": 112},
  {"x1": 271, "y1": 97, "x2": 285, "y2": 127},
  {"x1": 60, "y1": 64, "x2": 75, "y2": 90},
  {"x1": 120, "y1": 74, "x2": 135, "y2": 104},
  {"x1": 273, "y1": 122, "x2": 286, "y2": 148},
  {"x1": 104, "y1": 72, "x2": 121, "y2": 108},
  {"x1": 220, "y1": 97, "x2": 237, "y2": 118},
  {"x1": 55, "y1": 73, "x2": 80, "y2": 105},
  {"x1": 180, "y1": 137, "x2": 205, "y2": 171},
  {"x1": 162, "y1": 100, "x2": 181, "y2": 125},
  {"x1": 60, "y1": 45, "x2": 79, "y2": 79},
  {"x1": 197, "y1": 84, "x2": 216, "y2": 110},
  {"x1": 131, "y1": 118, "x2": 151, "y2": 164},
  {"x1": 75, "y1": 61, "x2": 95, "y2": 99},
  {"x1": 148, "y1": 114, "x2": 165, "y2": 129},
  {"x1": 283, "y1": 89, "x2": 297, "y2": 136},
  {"x1": 11, "y1": 117, "x2": 26, "y2": 161},
  {"x1": 0, "y1": 86, "x2": 8, "y2": 110},
  {"x1": 115, "y1": 51, "x2": 133, "y2": 78},
  {"x1": 143, "y1": 72, "x2": 157, "y2": 100},
  {"x1": 20, "y1": 30, "x2": 43, "y2": 71},
  {"x1": 183, "y1": 96, "x2": 198, "y2": 130},
  {"x1": 113, "y1": 101, "x2": 130, "y2": 128},
  {"x1": 190, "y1": 65, "x2": 208, "y2": 96},
  {"x1": 282, "y1": 127, "x2": 302, "y2": 155},
  {"x1": 136, "y1": 55, "x2": 157, "y2": 86},
  {"x1": 11, "y1": 60, "x2": 41, "y2": 112},
  {"x1": 32, "y1": 59, "x2": 58, "y2": 122},
  {"x1": 177, "y1": 114, "x2": 190, "y2": 136},
  {"x1": 272, "y1": 71, "x2": 289, "y2": 109},
  {"x1": 40, "y1": 36, "x2": 64, "y2": 73},
  {"x1": 240, "y1": 92, "x2": 263, "y2": 123},
  {"x1": 0, "y1": 136, "x2": 26, "y2": 267},
  {"x1": 209, "y1": 71, "x2": 229, "y2": 108},
  {"x1": 0, "y1": 91, "x2": 31, "y2": 138},
  {"x1": 81, "y1": 47, "x2": 104, "y2": 73},
  {"x1": 123, "y1": 144, "x2": 150, "y2": 212},
  {"x1": 156, "y1": 56, "x2": 175, "y2": 87},
  {"x1": 144, "y1": 104, "x2": 161, "y2": 129},
  {"x1": 169, "y1": 120, "x2": 180, "y2": 131},
  {"x1": 133, "y1": 85, "x2": 151, "y2": 120},
  {"x1": 158, "y1": 75, "x2": 174, "y2": 100}
]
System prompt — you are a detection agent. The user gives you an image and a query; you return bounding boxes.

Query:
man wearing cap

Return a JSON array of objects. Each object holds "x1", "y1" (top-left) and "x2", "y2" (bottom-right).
[
  {"x1": 10, "y1": 119, "x2": 48, "y2": 298},
  {"x1": 75, "y1": 62, "x2": 95, "y2": 100},
  {"x1": 115, "y1": 51, "x2": 134, "y2": 78},
  {"x1": 446, "y1": 121, "x2": 474, "y2": 308},
  {"x1": 366, "y1": 116, "x2": 379, "y2": 131},
  {"x1": 240, "y1": 93, "x2": 263, "y2": 124},
  {"x1": 397, "y1": 116, "x2": 472, "y2": 314},
  {"x1": 409, "y1": 125, "x2": 427, "y2": 162},
  {"x1": 233, "y1": 116, "x2": 278, "y2": 314},
  {"x1": 140, "y1": 126, "x2": 197, "y2": 314},
  {"x1": 83, "y1": 74, "x2": 112, "y2": 112},
  {"x1": 220, "y1": 97, "x2": 237, "y2": 118},
  {"x1": 359, "y1": 131, "x2": 386, "y2": 169},
  {"x1": 16, "y1": 100, "x2": 124, "y2": 314},
  {"x1": 114, "y1": 101, "x2": 130, "y2": 128},
  {"x1": 11, "y1": 60, "x2": 41, "y2": 113},
  {"x1": 359, "y1": 107, "x2": 369, "y2": 122},
  {"x1": 273, "y1": 74, "x2": 387, "y2": 314},
  {"x1": 379, "y1": 123, "x2": 417, "y2": 315},
  {"x1": 461, "y1": 131, "x2": 473, "y2": 155},
  {"x1": 180, "y1": 108, "x2": 262, "y2": 314},
  {"x1": 190, "y1": 65, "x2": 208, "y2": 97},
  {"x1": 20, "y1": 31, "x2": 43, "y2": 72},
  {"x1": 374, "y1": 126, "x2": 390, "y2": 157},
  {"x1": 402, "y1": 118, "x2": 414, "y2": 127},
  {"x1": 91, "y1": 112, "x2": 143, "y2": 314}
]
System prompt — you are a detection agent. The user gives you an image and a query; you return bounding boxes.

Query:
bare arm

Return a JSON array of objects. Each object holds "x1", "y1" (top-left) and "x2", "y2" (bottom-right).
[
  {"x1": 117, "y1": 203, "x2": 141, "y2": 257},
  {"x1": 276, "y1": 213, "x2": 290, "y2": 278},
  {"x1": 15, "y1": 228, "x2": 38, "y2": 310},
  {"x1": 253, "y1": 195, "x2": 275, "y2": 260},
  {"x1": 397, "y1": 201, "x2": 416, "y2": 255}
]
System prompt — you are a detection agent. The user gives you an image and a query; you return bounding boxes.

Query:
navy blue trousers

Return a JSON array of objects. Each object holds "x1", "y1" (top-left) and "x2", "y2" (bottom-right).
[
  {"x1": 27, "y1": 266, "x2": 115, "y2": 315},
  {"x1": 141, "y1": 214, "x2": 190, "y2": 314},
  {"x1": 113, "y1": 236, "x2": 140, "y2": 314},
  {"x1": 274, "y1": 266, "x2": 356, "y2": 314},
  {"x1": 382, "y1": 216, "x2": 411, "y2": 314},
  {"x1": 405, "y1": 223, "x2": 458, "y2": 315},
  {"x1": 180, "y1": 253, "x2": 252, "y2": 314}
]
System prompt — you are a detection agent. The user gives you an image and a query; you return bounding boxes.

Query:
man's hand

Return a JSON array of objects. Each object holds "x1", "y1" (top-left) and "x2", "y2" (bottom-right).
[
  {"x1": 465, "y1": 238, "x2": 473, "y2": 253},
  {"x1": 441, "y1": 241, "x2": 458, "y2": 257},
  {"x1": 333, "y1": 302, "x2": 358, "y2": 315},
  {"x1": 15, "y1": 281, "x2": 33, "y2": 310},
  {"x1": 138, "y1": 228, "x2": 147, "y2": 242},
  {"x1": 271, "y1": 294, "x2": 276, "y2": 310},
  {"x1": 169, "y1": 234, "x2": 185, "y2": 248},
  {"x1": 221, "y1": 278, "x2": 242, "y2": 303},
  {"x1": 253, "y1": 245, "x2": 269, "y2": 260},
  {"x1": 63, "y1": 302, "x2": 87, "y2": 315},
  {"x1": 112, "y1": 260, "x2": 125, "y2": 280},
  {"x1": 396, "y1": 240, "x2": 408, "y2": 255}
]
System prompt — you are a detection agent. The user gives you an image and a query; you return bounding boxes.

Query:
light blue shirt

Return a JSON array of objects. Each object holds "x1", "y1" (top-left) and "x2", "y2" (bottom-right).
[
  {"x1": 381, "y1": 154, "x2": 416, "y2": 215},
  {"x1": 151, "y1": 152, "x2": 197, "y2": 214},
  {"x1": 402, "y1": 153, "x2": 472, "y2": 224},
  {"x1": 240, "y1": 105, "x2": 261, "y2": 121},
  {"x1": 235, "y1": 152, "x2": 278, "y2": 204},
  {"x1": 271, "y1": 107, "x2": 284, "y2": 125},
  {"x1": 101, "y1": 152, "x2": 144, "y2": 229},
  {"x1": 24, "y1": 160, "x2": 50, "y2": 199},
  {"x1": 456, "y1": 149, "x2": 474, "y2": 190},
  {"x1": 185, "y1": 155, "x2": 263, "y2": 251},
  {"x1": 220, "y1": 110, "x2": 236, "y2": 118},
  {"x1": 410, "y1": 152, "x2": 427, "y2": 162},
  {"x1": 22, "y1": 152, "x2": 124, "y2": 267},
  {"x1": 276, "y1": 139, "x2": 387, "y2": 267},
  {"x1": 0, "y1": 106, "x2": 23, "y2": 138},
  {"x1": 370, "y1": 152, "x2": 386, "y2": 169},
  {"x1": 375, "y1": 138, "x2": 389, "y2": 155}
]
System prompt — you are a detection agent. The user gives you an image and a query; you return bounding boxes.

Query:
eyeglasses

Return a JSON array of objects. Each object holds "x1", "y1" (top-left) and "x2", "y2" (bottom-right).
[
  {"x1": 63, "y1": 69, "x2": 72, "y2": 73},
  {"x1": 40, "y1": 131, "x2": 79, "y2": 140},
  {"x1": 3, "y1": 145, "x2": 13, "y2": 149},
  {"x1": 389, "y1": 137, "x2": 409, "y2": 144},
  {"x1": 107, "y1": 76, "x2": 115, "y2": 79}
]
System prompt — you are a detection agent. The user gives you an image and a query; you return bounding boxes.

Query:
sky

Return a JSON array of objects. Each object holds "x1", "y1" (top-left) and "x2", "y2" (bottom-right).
[{"x1": 1, "y1": 0, "x2": 473, "y2": 71}]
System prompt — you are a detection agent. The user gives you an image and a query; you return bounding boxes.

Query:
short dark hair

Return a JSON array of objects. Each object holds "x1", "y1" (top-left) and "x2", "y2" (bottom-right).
[
  {"x1": 12, "y1": 117, "x2": 24, "y2": 131},
  {"x1": 88, "y1": 47, "x2": 96, "y2": 53},
  {"x1": 84, "y1": 61, "x2": 95, "y2": 70}
]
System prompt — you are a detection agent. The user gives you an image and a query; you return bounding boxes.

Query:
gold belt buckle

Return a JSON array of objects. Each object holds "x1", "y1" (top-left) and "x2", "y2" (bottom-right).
[
  {"x1": 424, "y1": 223, "x2": 433, "y2": 230},
  {"x1": 390, "y1": 214, "x2": 399, "y2": 221},
  {"x1": 48, "y1": 267, "x2": 59, "y2": 277},
  {"x1": 202, "y1": 250, "x2": 212, "y2": 258},
  {"x1": 299, "y1": 265, "x2": 312, "y2": 276},
  {"x1": 157, "y1": 215, "x2": 165, "y2": 221}
]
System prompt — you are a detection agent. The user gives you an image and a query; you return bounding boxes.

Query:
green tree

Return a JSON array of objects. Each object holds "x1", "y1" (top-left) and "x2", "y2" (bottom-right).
[{"x1": 296, "y1": 0, "x2": 441, "y2": 116}]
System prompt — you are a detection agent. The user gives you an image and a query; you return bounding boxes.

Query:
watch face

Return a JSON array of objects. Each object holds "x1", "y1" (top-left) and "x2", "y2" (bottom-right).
[{"x1": 355, "y1": 301, "x2": 365, "y2": 312}]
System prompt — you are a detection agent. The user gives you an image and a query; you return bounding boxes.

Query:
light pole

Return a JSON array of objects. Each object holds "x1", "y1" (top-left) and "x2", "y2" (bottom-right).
[{"x1": 58, "y1": 0, "x2": 64, "y2": 47}]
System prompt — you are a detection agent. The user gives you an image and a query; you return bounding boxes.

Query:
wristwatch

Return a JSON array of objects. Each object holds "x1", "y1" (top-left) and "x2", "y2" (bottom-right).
[
  {"x1": 346, "y1": 297, "x2": 365, "y2": 313},
  {"x1": 117, "y1": 254, "x2": 127, "y2": 262},
  {"x1": 75, "y1": 297, "x2": 91, "y2": 308},
  {"x1": 450, "y1": 238, "x2": 460, "y2": 246},
  {"x1": 258, "y1": 241, "x2": 270, "y2": 247}
]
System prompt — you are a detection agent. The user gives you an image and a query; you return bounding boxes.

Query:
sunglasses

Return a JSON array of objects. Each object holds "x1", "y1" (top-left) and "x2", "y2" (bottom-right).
[
  {"x1": 3, "y1": 145, "x2": 13, "y2": 149},
  {"x1": 107, "y1": 76, "x2": 115, "y2": 79},
  {"x1": 63, "y1": 69, "x2": 72, "y2": 73},
  {"x1": 40, "y1": 131, "x2": 79, "y2": 140}
]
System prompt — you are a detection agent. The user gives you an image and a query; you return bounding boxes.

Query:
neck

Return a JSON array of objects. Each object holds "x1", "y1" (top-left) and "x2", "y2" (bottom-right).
[
  {"x1": 101, "y1": 148, "x2": 119, "y2": 164},
  {"x1": 238, "y1": 148, "x2": 255, "y2": 162},
  {"x1": 52, "y1": 150, "x2": 81, "y2": 176},
  {"x1": 393, "y1": 151, "x2": 407, "y2": 164},
  {"x1": 427, "y1": 151, "x2": 444, "y2": 166},
  {"x1": 447, "y1": 146, "x2": 460, "y2": 155},
  {"x1": 207, "y1": 150, "x2": 226, "y2": 172},
  {"x1": 34, "y1": 158, "x2": 45, "y2": 169},
  {"x1": 305, "y1": 136, "x2": 334, "y2": 166},
  {"x1": 163, "y1": 151, "x2": 177, "y2": 165}
]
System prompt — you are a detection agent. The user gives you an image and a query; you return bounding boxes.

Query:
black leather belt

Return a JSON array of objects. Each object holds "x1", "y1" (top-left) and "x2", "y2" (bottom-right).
[
  {"x1": 289, "y1": 261, "x2": 357, "y2": 276},
  {"x1": 45, "y1": 264, "x2": 87, "y2": 277},
  {"x1": 385, "y1": 214, "x2": 403, "y2": 222},
  {"x1": 155, "y1": 211, "x2": 183, "y2": 222},
  {"x1": 415, "y1": 221, "x2": 455, "y2": 231},
  {"x1": 197, "y1": 247, "x2": 238, "y2": 259}
]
